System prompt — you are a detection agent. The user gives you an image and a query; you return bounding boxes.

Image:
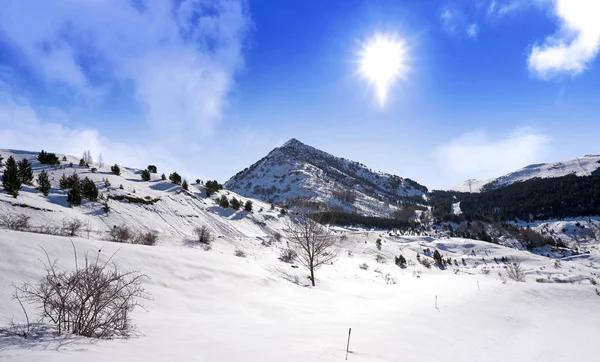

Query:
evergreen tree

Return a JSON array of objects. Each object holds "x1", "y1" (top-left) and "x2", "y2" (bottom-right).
[
  {"x1": 67, "y1": 186, "x2": 82, "y2": 206},
  {"x1": 433, "y1": 250, "x2": 444, "y2": 267},
  {"x1": 230, "y1": 197, "x2": 241, "y2": 210},
  {"x1": 169, "y1": 172, "x2": 182, "y2": 185},
  {"x1": 37, "y1": 170, "x2": 51, "y2": 196},
  {"x1": 205, "y1": 180, "x2": 223, "y2": 196},
  {"x1": 81, "y1": 177, "x2": 99, "y2": 201},
  {"x1": 0, "y1": 154, "x2": 3, "y2": 168},
  {"x1": 395, "y1": 255, "x2": 407, "y2": 268},
  {"x1": 102, "y1": 200, "x2": 110, "y2": 214},
  {"x1": 17, "y1": 158, "x2": 34, "y2": 185},
  {"x1": 2, "y1": 156, "x2": 21, "y2": 198},
  {"x1": 219, "y1": 194, "x2": 230, "y2": 208},
  {"x1": 244, "y1": 200, "x2": 253, "y2": 212},
  {"x1": 111, "y1": 164, "x2": 121, "y2": 175},
  {"x1": 280, "y1": 208, "x2": 286, "y2": 215},
  {"x1": 37, "y1": 150, "x2": 59, "y2": 165},
  {"x1": 182, "y1": 179, "x2": 189, "y2": 190},
  {"x1": 141, "y1": 169, "x2": 151, "y2": 181},
  {"x1": 79, "y1": 158, "x2": 86, "y2": 167},
  {"x1": 147, "y1": 165, "x2": 157, "y2": 173},
  {"x1": 196, "y1": 178, "x2": 201, "y2": 184},
  {"x1": 161, "y1": 173, "x2": 166, "y2": 181}
]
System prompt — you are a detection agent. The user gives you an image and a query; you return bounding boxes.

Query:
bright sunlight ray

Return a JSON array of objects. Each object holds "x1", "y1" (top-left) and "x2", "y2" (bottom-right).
[{"x1": 358, "y1": 34, "x2": 408, "y2": 106}]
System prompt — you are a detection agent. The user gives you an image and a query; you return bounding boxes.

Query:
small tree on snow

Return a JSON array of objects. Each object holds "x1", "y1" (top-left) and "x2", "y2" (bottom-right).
[
  {"x1": 506, "y1": 257, "x2": 526, "y2": 282},
  {"x1": 37, "y1": 170, "x2": 51, "y2": 196},
  {"x1": 141, "y1": 169, "x2": 151, "y2": 182},
  {"x1": 244, "y1": 200, "x2": 253, "y2": 212},
  {"x1": 2, "y1": 156, "x2": 21, "y2": 198},
  {"x1": 285, "y1": 214, "x2": 338, "y2": 287}
]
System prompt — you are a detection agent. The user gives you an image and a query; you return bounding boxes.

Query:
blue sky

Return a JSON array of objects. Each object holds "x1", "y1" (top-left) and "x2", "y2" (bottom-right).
[{"x1": 0, "y1": 0, "x2": 599, "y2": 190}]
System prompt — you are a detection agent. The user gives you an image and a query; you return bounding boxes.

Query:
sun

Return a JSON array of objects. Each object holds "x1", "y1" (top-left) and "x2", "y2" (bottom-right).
[{"x1": 358, "y1": 34, "x2": 408, "y2": 106}]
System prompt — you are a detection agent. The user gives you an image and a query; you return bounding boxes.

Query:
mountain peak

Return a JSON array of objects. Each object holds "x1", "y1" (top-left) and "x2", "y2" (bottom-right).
[{"x1": 280, "y1": 138, "x2": 306, "y2": 149}]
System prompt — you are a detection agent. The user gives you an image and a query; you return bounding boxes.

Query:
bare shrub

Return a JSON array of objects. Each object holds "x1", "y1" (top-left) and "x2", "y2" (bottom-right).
[
  {"x1": 285, "y1": 214, "x2": 339, "y2": 286},
  {"x1": 13, "y1": 245, "x2": 149, "y2": 338},
  {"x1": 279, "y1": 248, "x2": 297, "y2": 263},
  {"x1": 506, "y1": 257, "x2": 526, "y2": 282},
  {"x1": 109, "y1": 225, "x2": 132, "y2": 243},
  {"x1": 359, "y1": 262, "x2": 369, "y2": 270},
  {"x1": 0, "y1": 214, "x2": 30, "y2": 231},
  {"x1": 62, "y1": 218, "x2": 84, "y2": 237},
  {"x1": 420, "y1": 258, "x2": 432, "y2": 269},
  {"x1": 384, "y1": 273, "x2": 397, "y2": 285},
  {"x1": 273, "y1": 232, "x2": 282, "y2": 242},
  {"x1": 234, "y1": 249, "x2": 247, "y2": 258},
  {"x1": 202, "y1": 244, "x2": 212, "y2": 251},
  {"x1": 481, "y1": 267, "x2": 490, "y2": 275},
  {"x1": 133, "y1": 231, "x2": 158, "y2": 246},
  {"x1": 375, "y1": 254, "x2": 387, "y2": 264},
  {"x1": 193, "y1": 226, "x2": 213, "y2": 244}
]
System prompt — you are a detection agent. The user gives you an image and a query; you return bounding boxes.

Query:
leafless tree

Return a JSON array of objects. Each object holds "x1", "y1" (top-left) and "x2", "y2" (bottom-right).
[
  {"x1": 98, "y1": 153, "x2": 104, "y2": 168},
  {"x1": 506, "y1": 257, "x2": 526, "y2": 282},
  {"x1": 13, "y1": 244, "x2": 149, "y2": 338},
  {"x1": 132, "y1": 231, "x2": 158, "y2": 246},
  {"x1": 193, "y1": 225, "x2": 213, "y2": 244},
  {"x1": 285, "y1": 214, "x2": 338, "y2": 286}
]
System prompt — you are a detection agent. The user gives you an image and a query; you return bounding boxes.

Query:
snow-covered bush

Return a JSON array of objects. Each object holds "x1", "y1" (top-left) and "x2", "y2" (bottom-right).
[
  {"x1": 384, "y1": 273, "x2": 397, "y2": 285},
  {"x1": 110, "y1": 225, "x2": 133, "y2": 243},
  {"x1": 0, "y1": 214, "x2": 30, "y2": 231},
  {"x1": 279, "y1": 248, "x2": 297, "y2": 263},
  {"x1": 235, "y1": 249, "x2": 246, "y2": 258},
  {"x1": 194, "y1": 226, "x2": 213, "y2": 245},
  {"x1": 506, "y1": 258, "x2": 526, "y2": 282}
]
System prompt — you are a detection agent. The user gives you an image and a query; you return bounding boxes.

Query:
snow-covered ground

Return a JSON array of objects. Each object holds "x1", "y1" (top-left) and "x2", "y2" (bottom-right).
[
  {"x1": 2, "y1": 228, "x2": 600, "y2": 361},
  {"x1": 2, "y1": 148, "x2": 600, "y2": 361}
]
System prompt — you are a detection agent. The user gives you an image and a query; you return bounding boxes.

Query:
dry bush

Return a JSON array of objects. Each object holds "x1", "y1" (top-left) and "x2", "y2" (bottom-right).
[
  {"x1": 359, "y1": 262, "x2": 369, "y2": 270},
  {"x1": 375, "y1": 254, "x2": 387, "y2": 264},
  {"x1": 420, "y1": 258, "x2": 432, "y2": 269},
  {"x1": 506, "y1": 257, "x2": 526, "y2": 282},
  {"x1": 234, "y1": 249, "x2": 246, "y2": 258},
  {"x1": 62, "y1": 218, "x2": 84, "y2": 237},
  {"x1": 109, "y1": 225, "x2": 133, "y2": 243},
  {"x1": 0, "y1": 214, "x2": 30, "y2": 231},
  {"x1": 279, "y1": 248, "x2": 297, "y2": 263},
  {"x1": 384, "y1": 273, "x2": 397, "y2": 285},
  {"x1": 193, "y1": 226, "x2": 213, "y2": 244},
  {"x1": 13, "y1": 245, "x2": 149, "y2": 338},
  {"x1": 133, "y1": 231, "x2": 158, "y2": 246},
  {"x1": 273, "y1": 232, "x2": 282, "y2": 241}
]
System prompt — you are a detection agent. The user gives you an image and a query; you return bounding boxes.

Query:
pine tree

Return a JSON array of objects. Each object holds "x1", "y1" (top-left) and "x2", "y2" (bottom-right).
[
  {"x1": 37, "y1": 170, "x2": 51, "y2": 196},
  {"x1": 102, "y1": 199, "x2": 110, "y2": 214},
  {"x1": 147, "y1": 165, "x2": 157, "y2": 173},
  {"x1": 219, "y1": 194, "x2": 230, "y2": 208},
  {"x1": 169, "y1": 172, "x2": 182, "y2": 185},
  {"x1": 244, "y1": 200, "x2": 253, "y2": 212},
  {"x1": 17, "y1": 158, "x2": 34, "y2": 185},
  {"x1": 2, "y1": 156, "x2": 21, "y2": 198},
  {"x1": 79, "y1": 158, "x2": 86, "y2": 167},
  {"x1": 81, "y1": 177, "x2": 99, "y2": 201},
  {"x1": 433, "y1": 250, "x2": 444, "y2": 267},
  {"x1": 67, "y1": 186, "x2": 82, "y2": 206},
  {"x1": 111, "y1": 164, "x2": 121, "y2": 175},
  {"x1": 161, "y1": 173, "x2": 166, "y2": 181},
  {"x1": 182, "y1": 180, "x2": 189, "y2": 190},
  {"x1": 141, "y1": 169, "x2": 151, "y2": 181},
  {"x1": 0, "y1": 154, "x2": 4, "y2": 168},
  {"x1": 230, "y1": 197, "x2": 241, "y2": 210}
]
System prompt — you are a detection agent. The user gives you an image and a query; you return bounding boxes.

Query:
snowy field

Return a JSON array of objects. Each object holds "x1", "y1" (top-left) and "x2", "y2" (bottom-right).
[
  {"x1": 1, "y1": 228, "x2": 599, "y2": 362},
  {"x1": 1, "y1": 149, "x2": 600, "y2": 361}
]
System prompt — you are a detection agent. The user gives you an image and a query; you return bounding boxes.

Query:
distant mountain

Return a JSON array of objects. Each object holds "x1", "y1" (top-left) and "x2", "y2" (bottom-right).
[
  {"x1": 224, "y1": 138, "x2": 428, "y2": 217},
  {"x1": 451, "y1": 154, "x2": 600, "y2": 193}
]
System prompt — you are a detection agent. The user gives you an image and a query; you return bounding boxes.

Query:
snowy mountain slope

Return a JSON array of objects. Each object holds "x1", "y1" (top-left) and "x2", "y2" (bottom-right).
[
  {"x1": 1, "y1": 228, "x2": 600, "y2": 361},
  {"x1": 225, "y1": 139, "x2": 428, "y2": 217},
  {"x1": 0, "y1": 149, "x2": 288, "y2": 241},
  {"x1": 452, "y1": 154, "x2": 600, "y2": 192}
]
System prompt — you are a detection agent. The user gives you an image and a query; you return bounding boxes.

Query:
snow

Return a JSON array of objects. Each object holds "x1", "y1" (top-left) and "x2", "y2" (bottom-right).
[
  {"x1": 451, "y1": 154, "x2": 600, "y2": 192},
  {"x1": 2, "y1": 228, "x2": 600, "y2": 361},
  {"x1": 1, "y1": 148, "x2": 600, "y2": 361},
  {"x1": 224, "y1": 139, "x2": 427, "y2": 217}
]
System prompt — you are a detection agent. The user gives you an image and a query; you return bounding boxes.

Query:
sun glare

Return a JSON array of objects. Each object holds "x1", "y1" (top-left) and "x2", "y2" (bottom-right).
[{"x1": 358, "y1": 34, "x2": 408, "y2": 106}]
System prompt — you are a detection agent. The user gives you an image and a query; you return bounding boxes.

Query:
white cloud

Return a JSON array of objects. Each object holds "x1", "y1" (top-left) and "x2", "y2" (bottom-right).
[
  {"x1": 467, "y1": 24, "x2": 479, "y2": 38},
  {"x1": 528, "y1": 0, "x2": 600, "y2": 79},
  {"x1": 0, "y1": 0, "x2": 251, "y2": 137},
  {"x1": 434, "y1": 128, "x2": 551, "y2": 180}
]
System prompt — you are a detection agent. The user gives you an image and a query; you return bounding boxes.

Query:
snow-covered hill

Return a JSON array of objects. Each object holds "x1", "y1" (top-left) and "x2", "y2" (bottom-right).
[
  {"x1": 452, "y1": 154, "x2": 600, "y2": 193},
  {"x1": 0, "y1": 149, "x2": 288, "y2": 242},
  {"x1": 225, "y1": 139, "x2": 428, "y2": 217}
]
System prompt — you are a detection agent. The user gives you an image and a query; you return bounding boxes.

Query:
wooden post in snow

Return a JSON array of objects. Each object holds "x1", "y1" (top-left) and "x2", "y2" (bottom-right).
[
  {"x1": 435, "y1": 295, "x2": 438, "y2": 309},
  {"x1": 346, "y1": 328, "x2": 352, "y2": 360}
]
